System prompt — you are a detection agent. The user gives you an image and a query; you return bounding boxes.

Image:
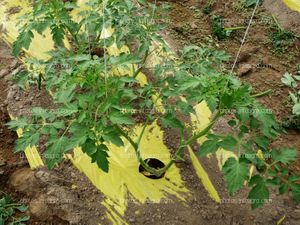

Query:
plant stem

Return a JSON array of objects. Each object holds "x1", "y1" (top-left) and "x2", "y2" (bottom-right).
[
  {"x1": 133, "y1": 49, "x2": 150, "y2": 78},
  {"x1": 251, "y1": 89, "x2": 272, "y2": 98},
  {"x1": 224, "y1": 26, "x2": 246, "y2": 31},
  {"x1": 272, "y1": 15, "x2": 283, "y2": 31},
  {"x1": 117, "y1": 110, "x2": 222, "y2": 177}
]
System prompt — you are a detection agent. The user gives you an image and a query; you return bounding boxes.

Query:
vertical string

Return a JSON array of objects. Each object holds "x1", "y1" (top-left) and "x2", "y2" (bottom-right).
[{"x1": 230, "y1": 0, "x2": 260, "y2": 75}]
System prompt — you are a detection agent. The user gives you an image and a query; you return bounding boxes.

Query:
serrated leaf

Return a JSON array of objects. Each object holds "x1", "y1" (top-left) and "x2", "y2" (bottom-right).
[
  {"x1": 12, "y1": 30, "x2": 34, "y2": 56},
  {"x1": 6, "y1": 118, "x2": 28, "y2": 130},
  {"x1": 14, "y1": 132, "x2": 40, "y2": 153},
  {"x1": 91, "y1": 144, "x2": 109, "y2": 173},
  {"x1": 198, "y1": 139, "x2": 219, "y2": 156},
  {"x1": 50, "y1": 24, "x2": 65, "y2": 46},
  {"x1": 248, "y1": 176, "x2": 269, "y2": 209},
  {"x1": 218, "y1": 136, "x2": 238, "y2": 151},
  {"x1": 222, "y1": 157, "x2": 249, "y2": 195},
  {"x1": 161, "y1": 114, "x2": 184, "y2": 129},
  {"x1": 255, "y1": 136, "x2": 269, "y2": 150},
  {"x1": 271, "y1": 148, "x2": 298, "y2": 165},
  {"x1": 44, "y1": 137, "x2": 68, "y2": 169},
  {"x1": 236, "y1": 107, "x2": 250, "y2": 121},
  {"x1": 109, "y1": 112, "x2": 134, "y2": 125},
  {"x1": 82, "y1": 139, "x2": 97, "y2": 155},
  {"x1": 103, "y1": 132, "x2": 124, "y2": 147},
  {"x1": 109, "y1": 53, "x2": 141, "y2": 66}
]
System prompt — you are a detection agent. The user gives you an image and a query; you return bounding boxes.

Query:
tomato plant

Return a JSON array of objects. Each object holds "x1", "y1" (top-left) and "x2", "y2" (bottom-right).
[{"x1": 7, "y1": 0, "x2": 300, "y2": 209}]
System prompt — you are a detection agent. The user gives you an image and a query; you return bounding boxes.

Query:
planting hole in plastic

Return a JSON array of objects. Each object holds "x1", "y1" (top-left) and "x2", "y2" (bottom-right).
[{"x1": 138, "y1": 158, "x2": 166, "y2": 179}]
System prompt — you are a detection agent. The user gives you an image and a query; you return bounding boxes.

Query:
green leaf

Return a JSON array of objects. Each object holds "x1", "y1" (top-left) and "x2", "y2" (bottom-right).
[
  {"x1": 6, "y1": 118, "x2": 28, "y2": 130},
  {"x1": 279, "y1": 183, "x2": 289, "y2": 194},
  {"x1": 248, "y1": 175, "x2": 269, "y2": 209},
  {"x1": 291, "y1": 183, "x2": 300, "y2": 201},
  {"x1": 109, "y1": 53, "x2": 141, "y2": 66},
  {"x1": 228, "y1": 120, "x2": 237, "y2": 127},
  {"x1": 199, "y1": 139, "x2": 219, "y2": 156},
  {"x1": 244, "y1": 0, "x2": 261, "y2": 7},
  {"x1": 289, "y1": 92, "x2": 298, "y2": 104},
  {"x1": 82, "y1": 139, "x2": 97, "y2": 155},
  {"x1": 177, "y1": 77, "x2": 200, "y2": 91},
  {"x1": 220, "y1": 93, "x2": 234, "y2": 109},
  {"x1": 14, "y1": 133, "x2": 40, "y2": 153},
  {"x1": 288, "y1": 175, "x2": 300, "y2": 182},
  {"x1": 292, "y1": 103, "x2": 300, "y2": 115},
  {"x1": 222, "y1": 157, "x2": 249, "y2": 195},
  {"x1": 109, "y1": 111, "x2": 134, "y2": 125},
  {"x1": 236, "y1": 107, "x2": 250, "y2": 122},
  {"x1": 15, "y1": 205, "x2": 28, "y2": 212},
  {"x1": 103, "y1": 131, "x2": 124, "y2": 147},
  {"x1": 12, "y1": 30, "x2": 34, "y2": 56},
  {"x1": 281, "y1": 72, "x2": 297, "y2": 88},
  {"x1": 255, "y1": 136, "x2": 269, "y2": 150},
  {"x1": 50, "y1": 24, "x2": 65, "y2": 46},
  {"x1": 68, "y1": 54, "x2": 91, "y2": 62},
  {"x1": 44, "y1": 137, "x2": 68, "y2": 169},
  {"x1": 161, "y1": 114, "x2": 184, "y2": 129},
  {"x1": 13, "y1": 215, "x2": 30, "y2": 223},
  {"x1": 271, "y1": 148, "x2": 298, "y2": 165},
  {"x1": 91, "y1": 144, "x2": 109, "y2": 173},
  {"x1": 218, "y1": 136, "x2": 238, "y2": 151}
]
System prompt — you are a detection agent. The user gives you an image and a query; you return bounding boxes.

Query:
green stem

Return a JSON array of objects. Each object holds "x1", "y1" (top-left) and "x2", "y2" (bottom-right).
[
  {"x1": 224, "y1": 26, "x2": 246, "y2": 31},
  {"x1": 272, "y1": 15, "x2": 283, "y2": 31},
  {"x1": 251, "y1": 89, "x2": 272, "y2": 98},
  {"x1": 117, "y1": 110, "x2": 222, "y2": 177},
  {"x1": 133, "y1": 49, "x2": 150, "y2": 78}
]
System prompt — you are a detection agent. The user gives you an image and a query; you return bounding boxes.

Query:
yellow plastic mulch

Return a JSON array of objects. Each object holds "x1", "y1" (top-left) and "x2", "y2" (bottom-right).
[{"x1": 283, "y1": 0, "x2": 300, "y2": 13}]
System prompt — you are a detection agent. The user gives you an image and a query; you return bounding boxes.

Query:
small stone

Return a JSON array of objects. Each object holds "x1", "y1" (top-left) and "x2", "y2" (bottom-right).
[
  {"x1": 0, "y1": 68, "x2": 9, "y2": 78},
  {"x1": 129, "y1": 218, "x2": 136, "y2": 223},
  {"x1": 237, "y1": 63, "x2": 252, "y2": 76},
  {"x1": 9, "y1": 168, "x2": 39, "y2": 196},
  {"x1": 291, "y1": 209, "x2": 300, "y2": 219}
]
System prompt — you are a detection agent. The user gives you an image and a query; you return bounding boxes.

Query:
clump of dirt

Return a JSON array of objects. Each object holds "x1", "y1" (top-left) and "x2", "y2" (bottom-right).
[{"x1": 8, "y1": 166, "x2": 108, "y2": 225}]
